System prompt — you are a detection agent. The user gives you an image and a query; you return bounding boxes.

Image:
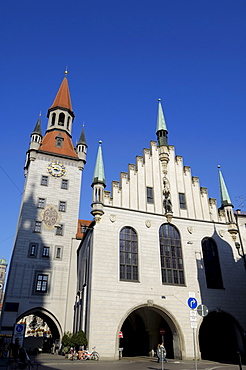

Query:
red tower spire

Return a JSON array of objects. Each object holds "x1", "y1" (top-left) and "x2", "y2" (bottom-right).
[{"x1": 49, "y1": 75, "x2": 73, "y2": 112}]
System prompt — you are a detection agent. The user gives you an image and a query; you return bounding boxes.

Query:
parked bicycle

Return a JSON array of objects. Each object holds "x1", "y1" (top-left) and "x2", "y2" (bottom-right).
[
  {"x1": 78, "y1": 347, "x2": 99, "y2": 361},
  {"x1": 6, "y1": 348, "x2": 38, "y2": 370}
]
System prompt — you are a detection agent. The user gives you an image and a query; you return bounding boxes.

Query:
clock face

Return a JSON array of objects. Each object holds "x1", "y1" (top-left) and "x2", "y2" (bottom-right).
[{"x1": 47, "y1": 161, "x2": 66, "y2": 178}]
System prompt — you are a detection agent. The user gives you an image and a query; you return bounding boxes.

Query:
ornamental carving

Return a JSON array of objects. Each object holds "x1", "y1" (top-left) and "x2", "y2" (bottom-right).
[
  {"x1": 145, "y1": 220, "x2": 151, "y2": 228},
  {"x1": 40, "y1": 204, "x2": 61, "y2": 230},
  {"x1": 187, "y1": 226, "x2": 194, "y2": 234},
  {"x1": 110, "y1": 215, "x2": 116, "y2": 223}
]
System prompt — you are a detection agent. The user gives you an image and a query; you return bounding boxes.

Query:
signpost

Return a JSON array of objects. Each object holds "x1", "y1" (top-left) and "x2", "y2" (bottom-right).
[
  {"x1": 187, "y1": 296, "x2": 209, "y2": 370},
  {"x1": 197, "y1": 304, "x2": 208, "y2": 317},
  {"x1": 187, "y1": 296, "x2": 198, "y2": 370},
  {"x1": 13, "y1": 323, "x2": 26, "y2": 347}
]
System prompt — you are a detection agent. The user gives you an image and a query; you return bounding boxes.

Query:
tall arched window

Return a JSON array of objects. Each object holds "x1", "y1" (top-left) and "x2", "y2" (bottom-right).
[
  {"x1": 159, "y1": 224, "x2": 185, "y2": 285},
  {"x1": 51, "y1": 113, "x2": 56, "y2": 126},
  {"x1": 120, "y1": 227, "x2": 138, "y2": 281},
  {"x1": 58, "y1": 112, "x2": 65, "y2": 126},
  {"x1": 202, "y1": 237, "x2": 223, "y2": 289}
]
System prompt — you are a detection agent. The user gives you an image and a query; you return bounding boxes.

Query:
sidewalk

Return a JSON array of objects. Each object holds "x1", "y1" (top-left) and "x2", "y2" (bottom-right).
[{"x1": 1, "y1": 353, "x2": 246, "y2": 368}]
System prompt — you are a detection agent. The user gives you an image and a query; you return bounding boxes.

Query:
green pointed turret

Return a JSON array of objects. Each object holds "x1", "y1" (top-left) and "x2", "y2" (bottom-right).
[
  {"x1": 156, "y1": 99, "x2": 168, "y2": 146},
  {"x1": 218, "y1": 166, "x2": 232, "y2": 207},
  {"x1": 92, "y1": 141, "x2": 106, "y2": 186}
]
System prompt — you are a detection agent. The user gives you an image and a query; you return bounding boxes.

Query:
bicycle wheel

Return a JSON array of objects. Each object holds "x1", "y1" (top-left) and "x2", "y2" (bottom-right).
[
  {"x1": 28, "y1": 361, "x2": 38, "y2": 370},
  {"x1": 91, "y1": 351, "x2": 100, "y2": 361}
]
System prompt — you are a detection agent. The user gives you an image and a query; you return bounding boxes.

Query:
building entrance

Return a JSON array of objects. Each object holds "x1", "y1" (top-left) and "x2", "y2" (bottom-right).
[
  {"x1": 199, "y1": 311, "x2": 245, "y2": 363},
  {"x1": 16, "y1": 308, "x2": 61, "y2": 353},
  {"x1": 120, "y1": 306, "x2": 181, "y2": 359}
]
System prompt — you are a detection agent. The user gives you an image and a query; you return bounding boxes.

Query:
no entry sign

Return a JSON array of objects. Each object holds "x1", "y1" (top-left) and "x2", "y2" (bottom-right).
[{"x1": 160, "y1": 328, "x2": 165, "y2": 335}]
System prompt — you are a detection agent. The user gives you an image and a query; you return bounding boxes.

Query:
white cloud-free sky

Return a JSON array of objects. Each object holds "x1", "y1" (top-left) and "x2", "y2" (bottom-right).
[{"x1": 1, "y1": 0, "x2": 246, "y2": 271}]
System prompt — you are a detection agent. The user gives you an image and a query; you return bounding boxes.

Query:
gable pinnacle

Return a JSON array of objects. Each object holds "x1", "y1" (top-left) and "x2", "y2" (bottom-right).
[
  {"x1": 218, "y1": 165, "x2": 232, "y2": 207},
  {"x1": 92, "y1": 140, "x2": 106, "y2": 186},
  {"x1": 156, "y1": 99, "x2": 168, "y2": 147}
]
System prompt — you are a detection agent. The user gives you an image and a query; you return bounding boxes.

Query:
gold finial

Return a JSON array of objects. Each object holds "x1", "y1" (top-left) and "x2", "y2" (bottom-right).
[
  {"x1": 158, "y1": 98, "x2": 161, "y2": 101},
  {"x1": 39, "y1": 111, "x2": 42, "y2": 117},
  {"x1": 217, "y1": 165, "x2": 221, "y2": 169},
  {"x1": 99, "y1": 140, "x2": 102, "y2": 145},
  {"x1": 64, "y1": 66, "x2": 68, "y2": 76}
]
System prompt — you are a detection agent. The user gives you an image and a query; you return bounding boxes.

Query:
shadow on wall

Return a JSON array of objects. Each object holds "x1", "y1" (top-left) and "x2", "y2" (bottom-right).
[{"x1": 196, "y1": 227, "x2": 246, "y2": 364}]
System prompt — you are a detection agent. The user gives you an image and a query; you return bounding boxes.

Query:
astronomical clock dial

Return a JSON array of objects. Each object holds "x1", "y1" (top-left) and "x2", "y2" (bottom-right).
[{"x1": 47, "y1": 161, "x2": 66, "y2": 178}]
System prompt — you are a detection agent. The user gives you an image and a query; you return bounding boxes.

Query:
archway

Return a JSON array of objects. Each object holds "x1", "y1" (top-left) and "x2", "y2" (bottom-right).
[
  {"x1": 199, "y1": 311, "x2": 245, "y2": 363},
  {"x1": 17, "y1": 307, "x2": 62, "y2": 353},
  {"x1": 119, "y1": 305, "x2": 182, "y2": 359}
]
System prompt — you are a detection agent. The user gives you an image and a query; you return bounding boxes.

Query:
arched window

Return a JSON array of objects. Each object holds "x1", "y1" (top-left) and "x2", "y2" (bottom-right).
[
  {"x1": 120, "y1": 227, "x2": 138, "y2": 281},
  {"x1": 58, "y1": 112, "x2": 65, "y2": 126},
  {"x1": 159, "y1": 224, "x2": 185, "y2": 285},
  {"x1": 67, "y1": 116, "x2": 70, "y2": 130},
  {"x1": 51, "y1": 113, "x2": 56, "y2": 126},
  {"x1": 202, "y1": 238, "x2": 223, "y2": 289}
]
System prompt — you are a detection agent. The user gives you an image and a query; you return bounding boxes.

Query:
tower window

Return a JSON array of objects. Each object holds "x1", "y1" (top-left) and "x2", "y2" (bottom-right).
[
  {"x1": 51, "y1": 113, "x2": 56, "y2": 126},
  {"x1": 37, "y1": 198, "x2": 45, "y2": 209},
  {"x1": 34, "y1": 221, "x2": 42, "y2": 233},
  {"x1": 41, "y1": 176, "x2": 48, "y2": 186},
  {"x1": 202, "y1": 237, "x2": 223, "y2": 289},
  {"x1": 35, "y1": 274, "x2": 48, "y2": 293},
  {"x1": 120, "y1": 227, "x2": 138, "y2": 281},
  {"x1": 42, "y1": 246, "x2": 50, "y2": 257},
  {"x1": 29, "y1": 243, "x2": 38, "y2": 257},
  {"x1": 61, "y1": 179, "x2": 68, "y2": 190},
  {"x1": 179, "y1": 193, "x2": 187, "y2": 209},
  {"x1": 56, "y1": 224, "x2": 64, "y2": 236},
  {"x1": 67, "y1": 116, "x2": 71, "y2": 130},
  {"x1": 55, "y1": 246, "x2": 63, "y2": 259},
  {"x1": 59, "y1": 201, "x2": 66, "y2": 212},
  {"x1": 159, "y1": 223, "x2": 185, "y2": 285},
  {"x1": 58, "y1": 113, "x2": 65, "y2": 126},
  {"x1": 147, "y1": 187, "x2": 154, "y2": 203}
]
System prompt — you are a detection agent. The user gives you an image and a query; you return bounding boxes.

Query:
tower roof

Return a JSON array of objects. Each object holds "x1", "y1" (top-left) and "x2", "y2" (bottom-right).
[
  {"x1": 218, "y1": 166, "x2": 232, "y2": 207},
  {"x1": 0, "y1": 258, "x2": 8, "y2": 266},
  {"x1": 31, "y1": 115, "x2": 42, "y2": 136},
  {"x1": 49, "y1": 75, "x2": 73, "y2": 112},
  {"x1": 156, "y1": 99, "x2": 168, "y2": 133},
  {"x1": 39, "y1": 130, "x2": 78, "y2": 158},
  {"x1": 92, "y1": 141, "x2": 106, "y2": 186},
  {"x1": 77, "y1": 126, "x2": 87, "y2": 146}
]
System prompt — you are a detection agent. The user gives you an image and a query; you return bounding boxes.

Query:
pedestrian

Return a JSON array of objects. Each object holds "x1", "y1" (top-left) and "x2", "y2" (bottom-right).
[{"x1": 157, "y1": 343, "x2": 167, "y2": 363}]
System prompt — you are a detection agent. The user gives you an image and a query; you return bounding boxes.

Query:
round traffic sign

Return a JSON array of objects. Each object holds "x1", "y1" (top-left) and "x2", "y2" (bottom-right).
[
  {"x1": 187, "y1": 297, "x2": 198, "y2": 309},
  {"x1": 160, "y1": 328, "x2": 165, "y2": 335},
  {"x1": 197, "y1": 304, "x2": 208, "y2": 317},
  {"x1": 119, "y1": 331, "x2": 123, "y2": 338}
]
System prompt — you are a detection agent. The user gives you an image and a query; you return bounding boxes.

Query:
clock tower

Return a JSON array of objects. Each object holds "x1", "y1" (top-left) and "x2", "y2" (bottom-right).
[{"x1": 1, "y1": 72, "x2": 86, "y2": 340}]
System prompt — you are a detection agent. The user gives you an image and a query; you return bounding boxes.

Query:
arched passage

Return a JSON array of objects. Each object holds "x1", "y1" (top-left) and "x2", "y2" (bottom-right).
[
  {"x1": 199, "y1": 311, "x2": 245, "y2": 363},
  {"x1": 119, "y1": 305, "x2": 182, "y2": 359},
  {"x1": 17, "y1": 307, "x2": 62, "y2": 353}
]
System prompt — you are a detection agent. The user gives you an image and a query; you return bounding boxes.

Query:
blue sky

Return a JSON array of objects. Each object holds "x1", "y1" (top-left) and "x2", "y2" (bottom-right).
[{"x1": 1, "y1": 0, "x2": 246, "y2": 271}]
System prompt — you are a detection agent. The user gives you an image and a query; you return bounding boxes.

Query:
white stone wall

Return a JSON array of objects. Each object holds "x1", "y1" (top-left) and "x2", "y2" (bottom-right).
[
  {"x1": 3, "y1": 153, "x2": 82, "y2": 334},
  {"x1": 83, "y1": 141, "x2": 246, "y2": 360}
]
